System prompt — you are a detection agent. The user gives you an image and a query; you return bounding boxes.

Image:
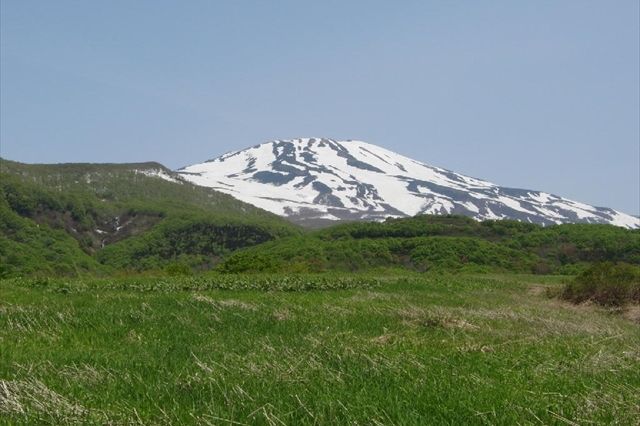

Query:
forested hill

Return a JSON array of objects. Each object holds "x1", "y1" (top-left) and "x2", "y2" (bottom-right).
[
  {"x1": 2, "y1": 158, "x2": 639, "y2": 278},
  {"x1": 218, "y1": 215, "x2": 640, "y2": 274},
  {"x1": 0, "y1": 158, "x2": 299, "y2": 277}
]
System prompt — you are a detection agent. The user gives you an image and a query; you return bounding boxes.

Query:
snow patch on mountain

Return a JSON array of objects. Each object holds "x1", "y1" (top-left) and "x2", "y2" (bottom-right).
[
  {"x1": 135, "y1": 168, "x2": 183, "y2": 184},
  {"x1": 177, "y1": 138, "x2": 639, "y2": 229}
]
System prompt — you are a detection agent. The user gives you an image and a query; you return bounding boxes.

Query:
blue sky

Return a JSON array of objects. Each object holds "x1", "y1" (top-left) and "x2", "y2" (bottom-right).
[{"x1": 1, "y1": 1, "x2": 638, "y2": 214}]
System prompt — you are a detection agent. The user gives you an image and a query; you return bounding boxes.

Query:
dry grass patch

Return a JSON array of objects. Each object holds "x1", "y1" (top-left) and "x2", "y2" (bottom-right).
[
  {"x1": 320, "y1": 303, "x2": 352, "y2": 317},
  {"x1": 397, "y1": 305, "x2": 479, "y2": 330},
  {"x1": 622, "y1": 305, "x2": 640, "y2": 323},
  {"x1": 272, "y1": 308, "x2": 292, "y2": 321},
  {"x1": 217, "y1": 299, "x2": 257, "y2": 311},
  {"x1": 349, "y1": 291, "x2": 395, "y2": 302},
  {"x1": 527, "y1": 284, "x2": 554, "y2": 296},
  {"x1": 370, "y1": 331, "x2": 396, "y2": 346},
  {"x1": 191, "y1": 294, "x2": 257, "y2": 311},
  {"x1": 0, "y1": 379, "x2": 103, "y2": 423},
  {"x1": 58, "y1": 364, "x2": 110, "y2": 385}
]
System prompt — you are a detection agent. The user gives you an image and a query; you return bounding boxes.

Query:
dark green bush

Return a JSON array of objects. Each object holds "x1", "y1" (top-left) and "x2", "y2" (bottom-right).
[
  {"x1": 164, "y1": 261, "x2": 192, "y2": 276},
  {"x1": 561, "y1": 262, "x2": 640, "y2": 306}
]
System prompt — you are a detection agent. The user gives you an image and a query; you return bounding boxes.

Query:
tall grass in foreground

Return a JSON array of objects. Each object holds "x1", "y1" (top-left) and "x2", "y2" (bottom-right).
[{"x1": 1, "y1": 274, "x2": 639, "y2": 424}]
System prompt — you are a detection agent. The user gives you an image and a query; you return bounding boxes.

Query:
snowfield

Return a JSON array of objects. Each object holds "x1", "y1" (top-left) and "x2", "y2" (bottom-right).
[{"x1": 177, "y1": 138, "x2": 639, "y2": 228}]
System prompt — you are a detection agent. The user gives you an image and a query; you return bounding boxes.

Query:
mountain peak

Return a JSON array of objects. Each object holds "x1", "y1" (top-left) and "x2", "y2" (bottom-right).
[{"x1": 177, "y1": 139, "x2": 639, "y2": 229}]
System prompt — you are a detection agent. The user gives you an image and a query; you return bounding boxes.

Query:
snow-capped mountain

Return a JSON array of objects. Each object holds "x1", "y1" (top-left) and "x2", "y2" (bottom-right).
[{"x1": 177, "y1": 138, "x2": 639, "y2": 229}]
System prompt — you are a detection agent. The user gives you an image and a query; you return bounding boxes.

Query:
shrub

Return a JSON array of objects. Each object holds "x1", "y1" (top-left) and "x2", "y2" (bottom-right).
[
  {"x1": 532, "y1": 261, "x2": 552, "y2": 275},
  {"x1": 165, "y1": 261, "x2": 192, "y2": 276},
  {"x1": 561, "y1": 262, "x2": 640, "y2": 306}
]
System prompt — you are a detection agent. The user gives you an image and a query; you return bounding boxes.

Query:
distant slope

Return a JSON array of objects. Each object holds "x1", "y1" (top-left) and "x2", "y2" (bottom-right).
[
  {"x1": 217, "y1": 215, "x2": 640, "y2": 274},
  {"x1": 178, "y1": 138, "x2": 639, "y2": 229},
  {"x1": 0, "y1": 186, "x2": 102, "y2": 277},
  {"x1": 0, "y1": 159, "x2": 299, "y2": 276}
]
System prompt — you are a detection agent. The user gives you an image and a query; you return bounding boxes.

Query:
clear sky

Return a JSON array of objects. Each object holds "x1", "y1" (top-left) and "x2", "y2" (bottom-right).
[{"x1": 1, "y1": 1, "x2": 639, "y2": 214}]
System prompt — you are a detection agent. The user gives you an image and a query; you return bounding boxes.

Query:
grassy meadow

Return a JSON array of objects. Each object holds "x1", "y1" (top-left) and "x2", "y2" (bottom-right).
[{"x1": 1, "y1": 273, "x2": 639, "y2": 425}]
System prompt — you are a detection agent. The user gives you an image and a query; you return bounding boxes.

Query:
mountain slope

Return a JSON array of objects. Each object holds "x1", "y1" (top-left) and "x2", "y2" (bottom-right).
[
  {"x1": 178, "y1": 138, "x2": 639, "y2": 228},
  {"x1": 0, "y1": 159, "x2": 299, "y2": 276}
]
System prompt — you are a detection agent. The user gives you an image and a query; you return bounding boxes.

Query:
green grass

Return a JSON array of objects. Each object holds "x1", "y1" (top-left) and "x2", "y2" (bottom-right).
[{"x1": 1, "y1": 274, "x2": 639, "y2": 424}]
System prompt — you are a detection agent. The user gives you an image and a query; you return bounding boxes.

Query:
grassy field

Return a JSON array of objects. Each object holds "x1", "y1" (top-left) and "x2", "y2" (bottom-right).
[{"x1": 1, "y1": 274, "x2": 639, "y2": 425}]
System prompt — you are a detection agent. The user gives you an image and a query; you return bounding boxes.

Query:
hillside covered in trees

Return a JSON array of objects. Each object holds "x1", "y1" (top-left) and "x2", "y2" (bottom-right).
[
  {"x1": 218, "y1": 215, "x2": 640, "y2": 274},
  {"x1": 2, "y1": 159, "x2": 639, "y2": 277},
  {"x1": 0, "y1": 159, "x2": 299, "y2": 277}
]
